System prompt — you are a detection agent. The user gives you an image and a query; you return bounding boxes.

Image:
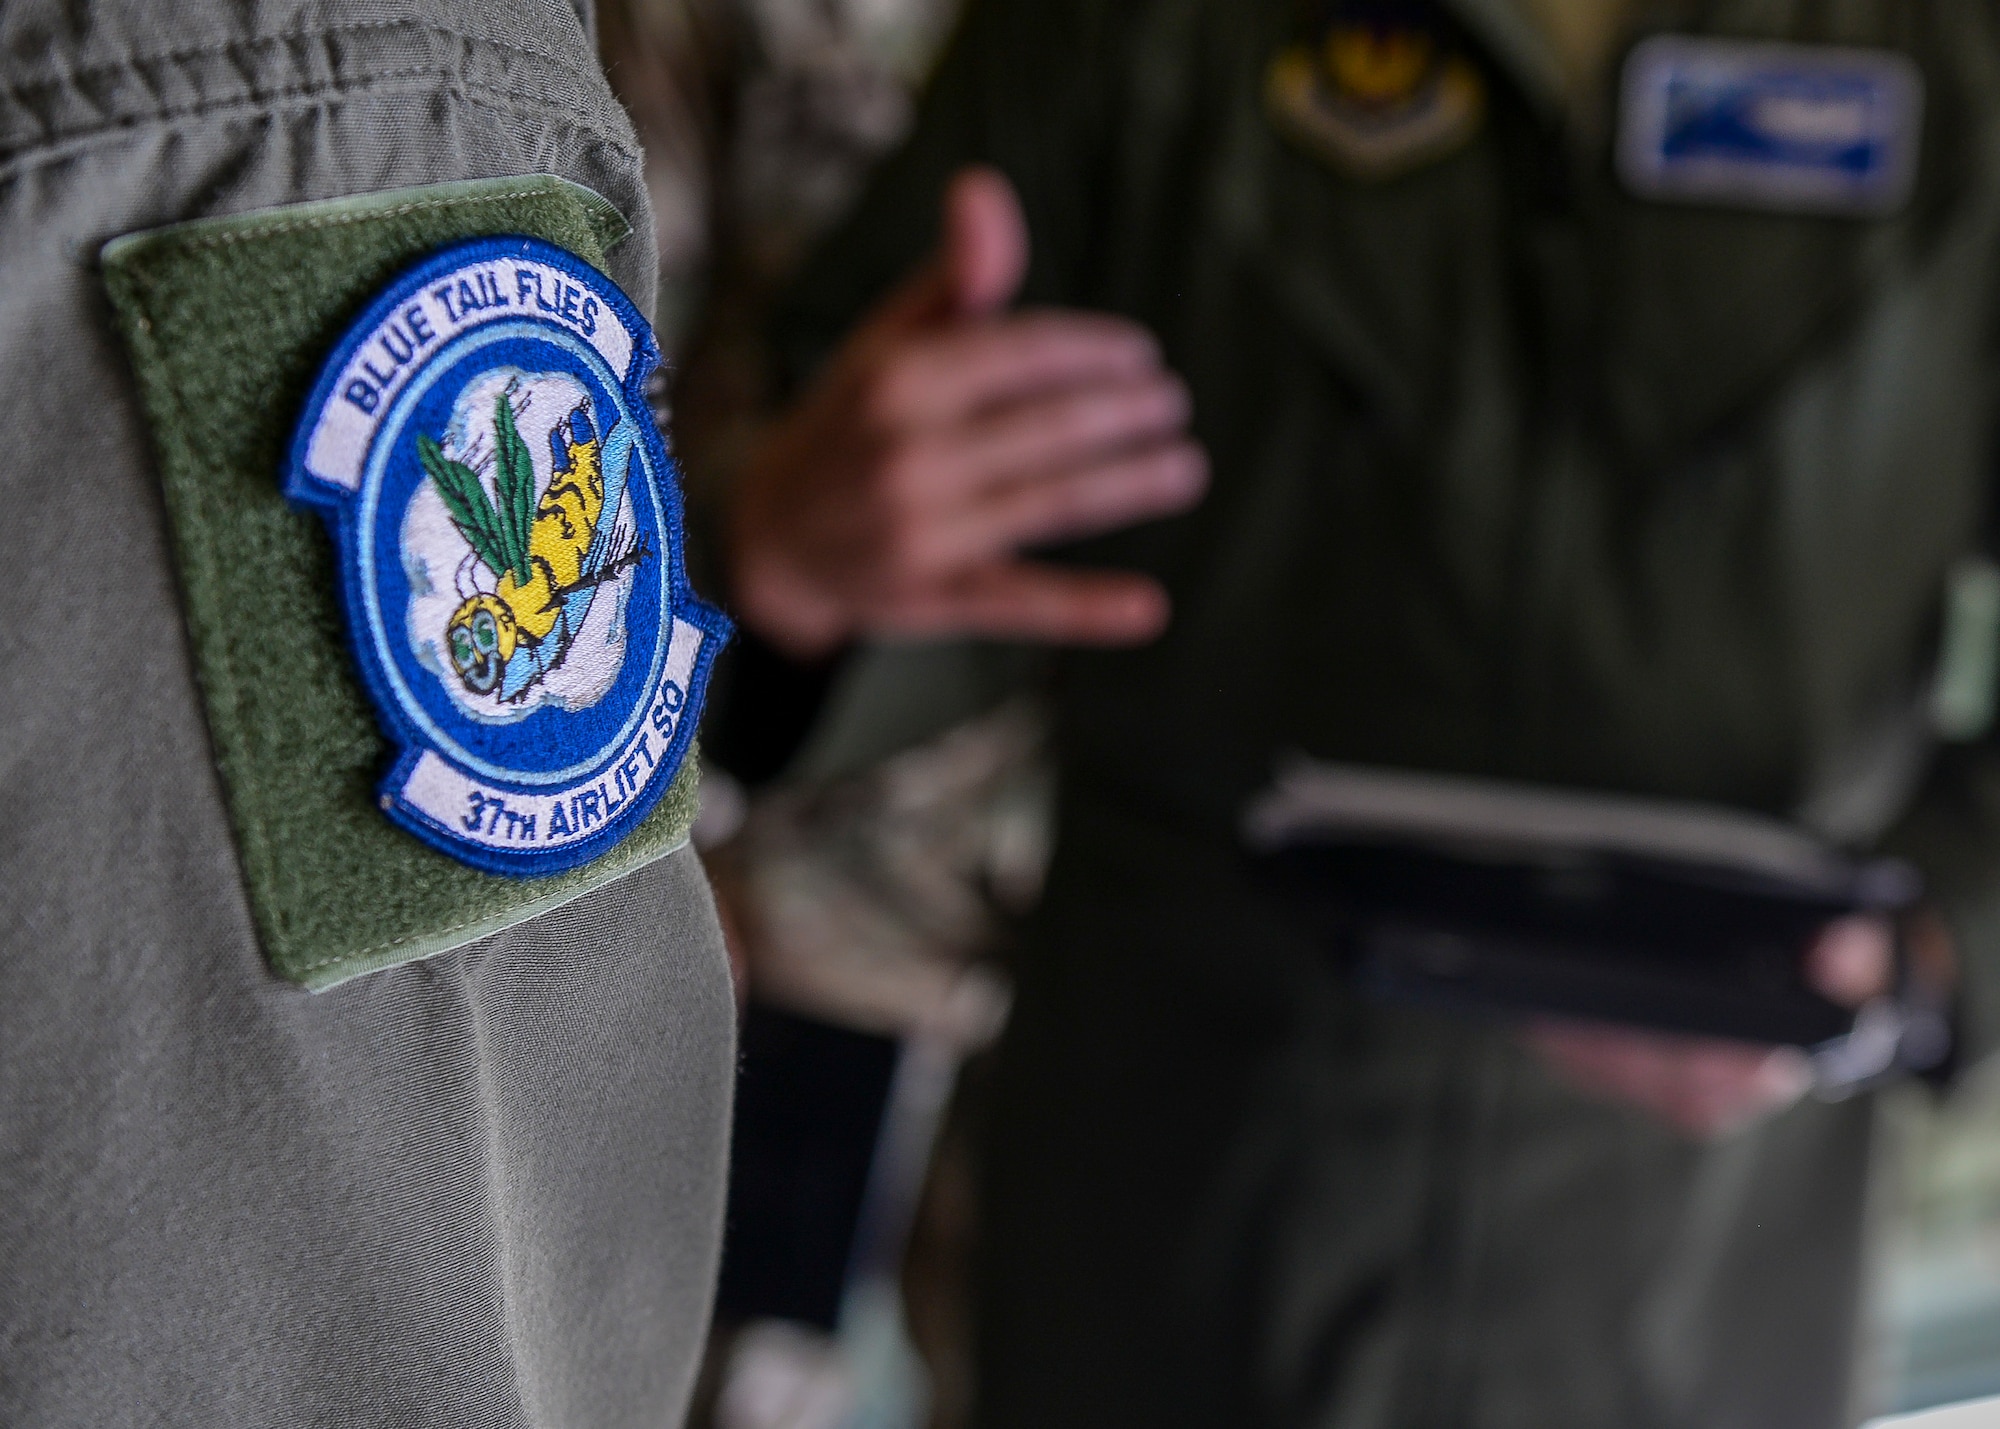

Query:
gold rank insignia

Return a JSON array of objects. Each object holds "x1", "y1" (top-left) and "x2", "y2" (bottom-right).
[{"x1": 1265, "y1": 2, "x2": 1485, "y2": 179}]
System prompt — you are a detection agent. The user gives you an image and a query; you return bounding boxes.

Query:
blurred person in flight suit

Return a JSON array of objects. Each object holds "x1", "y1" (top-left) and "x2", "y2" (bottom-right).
[
  {"x1": 1, "y1": 2, "x2": 737, "y2": 1425},
  {"x1": 697, "y1": 0, "x2": 2000, "y2": 1424}
]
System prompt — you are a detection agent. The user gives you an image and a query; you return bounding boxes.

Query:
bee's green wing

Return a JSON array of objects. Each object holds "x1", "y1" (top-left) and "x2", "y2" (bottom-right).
[
  {"x1": 418, "y1": 434, "x2": 508, "y2": 579},
  {"x1": 491, "y1": 394, "x2": 537, "y2": 585}
]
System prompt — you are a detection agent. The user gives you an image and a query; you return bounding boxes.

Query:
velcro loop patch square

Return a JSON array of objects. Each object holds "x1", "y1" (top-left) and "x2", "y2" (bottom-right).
[{"x1": 102, "y1": 176, "x2": 704, "y2": 991}]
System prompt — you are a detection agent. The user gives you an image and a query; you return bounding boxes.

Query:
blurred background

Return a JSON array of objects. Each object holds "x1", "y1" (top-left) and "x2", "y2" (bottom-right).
[
  {"x1": 593, "y1": 3, "x2": 2000, "y2": 1425},
  {"x1": 1876, "y1": 1071, "x2": 2000, "y2": 1421}
]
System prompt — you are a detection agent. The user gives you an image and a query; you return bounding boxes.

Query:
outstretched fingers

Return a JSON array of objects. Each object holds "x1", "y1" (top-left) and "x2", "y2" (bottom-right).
[
  {"x1": 858, "y1": 313, "x2": 1166, "y2": 431},
  {"x1": 954, "y1": 442, "x2": 1208, "y2": 559}
]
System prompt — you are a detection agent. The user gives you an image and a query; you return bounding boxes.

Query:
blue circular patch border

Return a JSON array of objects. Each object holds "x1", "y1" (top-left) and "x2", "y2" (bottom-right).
[{"x1": 285, "y1": 235, "x2": 730, "y2": 878}]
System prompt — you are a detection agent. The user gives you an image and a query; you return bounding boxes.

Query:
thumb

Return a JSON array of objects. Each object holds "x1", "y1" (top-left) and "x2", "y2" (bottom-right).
[
  {"x1": 1806, "y1": 915, "x2": 1895, "y2": 1008},
  {"x1": 940, "y1": 165, "x2": 1029, "y2": 317},
  {"x1": 863, "y1": 165, "x2": 1029, "y2": 338}
]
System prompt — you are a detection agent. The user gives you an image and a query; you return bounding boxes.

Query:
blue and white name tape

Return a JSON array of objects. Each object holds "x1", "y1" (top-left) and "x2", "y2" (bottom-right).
[{"x1": 1618, "y1": 35, "x2": 1923, "y2": 217}]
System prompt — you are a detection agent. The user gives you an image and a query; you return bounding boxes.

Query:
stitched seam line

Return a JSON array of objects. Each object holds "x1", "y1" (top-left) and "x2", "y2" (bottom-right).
[
  {"x1": 306, "y1": 832, "x2": 692, "y2": 969},
  {"x1": 0, "y1": 68, "x2": 641, "y2": 175},
  {"x1": 1, "y1": 21, "x2": 426, "y2": 96},
  {"x1": 0, "y1": 18, "x2": 580, "y2": 102},
  {"x1": 175, "y1": 188, "x2": 560, "y2": 249},
  {"x1": 328, "y1": 912, "x2": 499, "y2": 966}
]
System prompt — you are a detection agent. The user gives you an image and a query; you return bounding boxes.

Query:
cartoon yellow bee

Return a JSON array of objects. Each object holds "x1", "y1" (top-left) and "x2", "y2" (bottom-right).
[{"x1": 419, "y1": 392, "x2": 649, "y2": 701}]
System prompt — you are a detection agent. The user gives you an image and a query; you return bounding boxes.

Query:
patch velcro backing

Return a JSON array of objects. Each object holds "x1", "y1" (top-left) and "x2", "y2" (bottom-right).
[{"x1": 103, "y1": 176, "x2": 703, "y2": 991}]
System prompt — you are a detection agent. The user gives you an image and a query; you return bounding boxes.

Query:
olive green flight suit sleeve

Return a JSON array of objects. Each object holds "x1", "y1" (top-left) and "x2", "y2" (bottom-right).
[{"x1": 0, "y1": 4, "x2": 734, "y2": 1425}]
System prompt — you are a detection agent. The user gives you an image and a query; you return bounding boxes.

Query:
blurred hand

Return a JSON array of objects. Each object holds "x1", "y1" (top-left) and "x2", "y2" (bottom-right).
[
  {"x1": 1524, "y1": 915, "x2": 1896, "y2": 1139},
  {"x1": 726, "y1": 166, "x2": 1209, "y2": 657}
]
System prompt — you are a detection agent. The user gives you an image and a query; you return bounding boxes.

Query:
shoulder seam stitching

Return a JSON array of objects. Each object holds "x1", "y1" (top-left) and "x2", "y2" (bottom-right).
[{"x1": 0, "y1": 18, "x2": 580, "y2": 101}]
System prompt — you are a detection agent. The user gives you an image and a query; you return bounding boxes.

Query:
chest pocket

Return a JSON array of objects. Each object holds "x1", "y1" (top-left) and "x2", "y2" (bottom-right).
[
  {"x1": 1227, "y1": 0, "x2": 1982, "y2": 466},
  {"x1": 1589, "y1": 0, "x2": 1985, "y2": 467}
]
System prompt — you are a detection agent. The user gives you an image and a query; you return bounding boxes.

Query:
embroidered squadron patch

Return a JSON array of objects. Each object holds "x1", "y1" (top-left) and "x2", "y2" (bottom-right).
[
  {"x1": 288, "y1": 235, "x2": 728, "y2": 876},
  {"x1": 1266, "y1": 1, "x2": 1484, "y2": 179}
]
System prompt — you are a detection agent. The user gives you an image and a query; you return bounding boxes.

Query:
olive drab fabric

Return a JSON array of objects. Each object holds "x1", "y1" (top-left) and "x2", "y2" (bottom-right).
[{"x1": 774, "y1": 0, "x2": 2000, "y2": 1424}]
